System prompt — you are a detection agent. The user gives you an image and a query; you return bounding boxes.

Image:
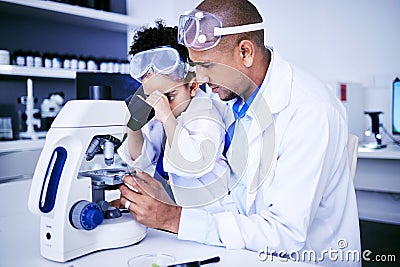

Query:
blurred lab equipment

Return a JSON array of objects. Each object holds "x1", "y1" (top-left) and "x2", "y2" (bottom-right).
[
  {"x1": 89, "y1": 85, "x2": 112, "y2": 100},
  {"x1": 363, "y1": 111, "x2": 387, "y2": 149},
  {"x1": 327, "y1": 81, "x2": 365, "y2": 140},
  {"x1": 27, "y1": 100, "x2": 147, "y2": 262},
  {"x1": 0, "y1": 49, "x2": 10, "y2": 65},
  {"x1": 19, "y1": 79, "x2": 46, "y2": 140},
  {"x1": 392, "y1": 77, "x2": 400, "y2": 136},
  {"x1": 0, "y1": 117, "x2": 13, "y2": 140},
  {"x1": 0, "y1": 104, "x2": 19, "y2": 140},
  {"x1": 40, "y1": 92, "x2": 64, "y2": 130},
  {"x1": 76, "y1": 72, "x2": 140, "y2": 100}
]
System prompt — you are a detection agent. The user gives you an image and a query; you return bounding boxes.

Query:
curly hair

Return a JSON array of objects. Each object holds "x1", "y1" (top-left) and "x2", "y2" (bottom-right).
[{"x1": 129, "y1": 19, "x2": 189, "y2": 63}]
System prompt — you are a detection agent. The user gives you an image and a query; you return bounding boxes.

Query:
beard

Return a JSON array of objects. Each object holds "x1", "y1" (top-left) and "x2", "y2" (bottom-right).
[
  {"x1": 208, "y1": 83, "x2": 238, "y2": 102},
  {"x1": 220, "y1": 90, "x2": 238, "y2": 102}
]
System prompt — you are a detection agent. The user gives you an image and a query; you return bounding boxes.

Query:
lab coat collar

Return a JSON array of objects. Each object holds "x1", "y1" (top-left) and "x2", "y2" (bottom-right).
[
  {"x1": 245, "y1": 89, "x2": 274, "y2": 143},
  {"x1": 260, "y1": 47, "x2": 293, "y2": 115},
  {"x1": 228, "y1": 47, "x2": 293, "y2": 142},
  {"x1": 244, "y1": 48, "x2": 292, "y2": 211}
]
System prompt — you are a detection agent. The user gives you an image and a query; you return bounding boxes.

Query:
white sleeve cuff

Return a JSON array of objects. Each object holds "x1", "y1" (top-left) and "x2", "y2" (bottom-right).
[
  {"x1": 178, "y1": 208, "x2": 225, "y2": 247},
  {"x1": 178, "y1": 208, "x2": 211, "y2": 243},
  {"x1": 178, "y1": 209, "x2": 245, "y2": 249},
  {"x1": 214, "y1": 212, "x2": 245, "y2": 249}
]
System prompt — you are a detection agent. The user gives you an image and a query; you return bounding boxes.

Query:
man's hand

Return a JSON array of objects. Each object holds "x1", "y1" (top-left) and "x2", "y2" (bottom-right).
[{"x1": 119, "y1": 169, "x2": 181, "y2": 233}]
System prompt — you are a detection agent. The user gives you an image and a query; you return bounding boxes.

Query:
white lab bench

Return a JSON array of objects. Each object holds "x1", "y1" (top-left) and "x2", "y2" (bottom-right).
[
  {"x1": 1, "y1": 139, "x2": 399, "y2": 225},
  {"x1": 355, "y1": 144, "x2": 400, "y2": 225},
  {"x1": 1, "y1": 139, "x2": 399, "y2": 266},
  {"x1": 0, "y1": 179, "x2": 314, "y2": 267},
  {"x1": 0, "y1": 139, "x2": 45, "y2": 183}
]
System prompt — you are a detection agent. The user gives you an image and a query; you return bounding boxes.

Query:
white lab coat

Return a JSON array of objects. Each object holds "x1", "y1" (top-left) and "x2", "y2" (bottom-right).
[
  {"x1": 118, "y1": 89, "x2": 237, "y2": 210},
  {"x1": 178, "y1": 49, "x2": 361, "y2": 267}
]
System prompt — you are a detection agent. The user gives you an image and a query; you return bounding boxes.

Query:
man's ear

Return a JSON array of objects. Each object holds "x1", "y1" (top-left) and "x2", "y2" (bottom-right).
[
  {"x1": 238, "y1": 40, "x2": 255, "y2": 68},
  {"x1": 188, "y1": 77, "x2": 199, "y2": 97}
]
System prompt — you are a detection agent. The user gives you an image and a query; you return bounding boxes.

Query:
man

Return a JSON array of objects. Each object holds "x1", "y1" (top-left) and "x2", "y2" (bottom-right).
[{"x1": 120, "y1": 0, "x2": 361, "y2": 266}]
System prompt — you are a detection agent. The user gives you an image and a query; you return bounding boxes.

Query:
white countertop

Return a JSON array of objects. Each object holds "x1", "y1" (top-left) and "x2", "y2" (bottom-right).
[
  {"x1": 358, "y1": 144, "x2": 400, "y2": 159},
  {"x1": 0, "y1": 139, "x2": 45, "y2": 153},
  {"x1": 0, "y1": 179, "x2": 314, "y2": 267},
  {"x1": 2, "y1": 138, "x2": 400, "y2": 159}
]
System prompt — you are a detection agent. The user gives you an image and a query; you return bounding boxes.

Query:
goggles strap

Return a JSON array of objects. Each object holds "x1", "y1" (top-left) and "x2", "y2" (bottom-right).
[{"x1": 214, "y1": 22, "x2": 264, "y2": 37}]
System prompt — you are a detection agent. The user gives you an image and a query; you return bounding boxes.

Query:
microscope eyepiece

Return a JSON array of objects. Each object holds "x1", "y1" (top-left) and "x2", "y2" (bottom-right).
[
  {"x1": 103, "y1": 140, "x2": 115, "y2": 166},
  {"x1": 85, "y1": 135, "x2": 122, "y2": 165}
]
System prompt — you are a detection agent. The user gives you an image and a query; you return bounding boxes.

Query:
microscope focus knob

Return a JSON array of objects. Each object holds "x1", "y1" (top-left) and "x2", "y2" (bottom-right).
[{"x1": 70, "y1": 200, "x2": 104, "y2": 230}]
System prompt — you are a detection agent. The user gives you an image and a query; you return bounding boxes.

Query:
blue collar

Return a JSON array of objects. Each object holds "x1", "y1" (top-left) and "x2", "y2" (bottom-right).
[{"x1": 232, "y1": 82, "x2": 263, "y2": 119}]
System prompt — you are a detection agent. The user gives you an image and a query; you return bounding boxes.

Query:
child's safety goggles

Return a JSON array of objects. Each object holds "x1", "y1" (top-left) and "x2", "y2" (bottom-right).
[
  {"x1": 130, "y1": 47, "x2": 188, "y2": 82},
  {"x1": 178, "y1": 9, "x2": 264, "y2": 51}
]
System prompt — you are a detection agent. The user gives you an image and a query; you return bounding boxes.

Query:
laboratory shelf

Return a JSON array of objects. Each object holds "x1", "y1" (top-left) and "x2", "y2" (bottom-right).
[
  {"x1": 0, "y1": 65, "x2": 77, "y2": 79},
  {"x1": 0, "y1": 0, "x2": 142, "y2": 32},
  {"x1": 0, "y1": 65, "x2": 127, "y2": 79}
]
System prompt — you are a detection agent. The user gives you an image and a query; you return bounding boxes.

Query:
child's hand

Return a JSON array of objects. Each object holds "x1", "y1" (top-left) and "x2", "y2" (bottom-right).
[{"x1": 145, "y1": 90, "x2": 172, "y2": 124}]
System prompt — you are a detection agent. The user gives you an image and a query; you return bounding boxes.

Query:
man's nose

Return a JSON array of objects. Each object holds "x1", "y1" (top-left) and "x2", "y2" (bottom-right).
[{"x1": 195, "y1": 66, "x2": 210, "y2": 84}]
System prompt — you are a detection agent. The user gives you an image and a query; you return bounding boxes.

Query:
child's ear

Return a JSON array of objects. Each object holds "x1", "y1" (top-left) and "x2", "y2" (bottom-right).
[{"x1": 188, "y1": 78, "x2": 199, "y2": 97}]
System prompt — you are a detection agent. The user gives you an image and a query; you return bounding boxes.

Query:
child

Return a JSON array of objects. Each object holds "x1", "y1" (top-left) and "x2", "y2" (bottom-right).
[{"x1": 118, "y1": 21, "x2": 234, "y2": 210}]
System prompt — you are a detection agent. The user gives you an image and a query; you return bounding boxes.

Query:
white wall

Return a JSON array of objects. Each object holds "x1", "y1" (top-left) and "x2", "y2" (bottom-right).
[
  {"x1": 128, "y1": 0, "x2": 201, "y2": 26},
  {"x1": 254, "y1": 0, "x2": 400, "y2": 138},
  {"x1": 126, "y1": 0, "x2": 202, "y2": 61},
  {"x1": 128, "y1": 0, "x2": 400, "y2": 140},
  {"x1": 258, "y1": 0, "x2": 400, "y2": 82},
  {"x1": 129, "y1": 0, "x2": 400, "y2": 80}
]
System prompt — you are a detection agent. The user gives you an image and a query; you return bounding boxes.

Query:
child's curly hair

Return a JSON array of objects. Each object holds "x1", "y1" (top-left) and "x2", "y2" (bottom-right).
[{"x1": 129, "y1": 19, "x2": 189, "y2": 63}]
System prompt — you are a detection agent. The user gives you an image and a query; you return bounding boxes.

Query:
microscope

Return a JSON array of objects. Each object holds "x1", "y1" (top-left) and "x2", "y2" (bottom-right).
[
  {"x1": 19, "y1": 78, "x2": 46, "y2": 140},
  {"x1": 28, "y1": 100, "x2": 147, "y2": 262},
  {"x1": 362, "y1": 111, "x2": 387, "y2": 149}
]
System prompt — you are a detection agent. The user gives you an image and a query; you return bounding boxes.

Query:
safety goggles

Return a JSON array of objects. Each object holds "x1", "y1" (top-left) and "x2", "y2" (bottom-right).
[
  {"x1": 130, "y1": 46, "x2": 188, "y2": 82},
  {"x1": 178, "y1": 9, "x2": 264, "y2": 51}
]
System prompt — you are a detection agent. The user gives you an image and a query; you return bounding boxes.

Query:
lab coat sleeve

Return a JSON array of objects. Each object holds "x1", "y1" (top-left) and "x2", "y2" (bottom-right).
[
  {"x1": 178, "y1": 103, "x2": 345, "y2": 252},
  {"x1": 163, "y1": 112, "x2": 225, "y2": 179},
  {"x1": 117, "y1": 126, "x2": 159, "y2": 174},
  {"x1": 178, "y1": 208, "x2": 225, "y2": 247}
]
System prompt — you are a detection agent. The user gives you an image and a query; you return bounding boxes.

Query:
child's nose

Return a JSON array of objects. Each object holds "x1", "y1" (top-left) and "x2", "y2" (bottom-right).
[{"x1": 141, "y1": 67, "x2": 156, "y2": 81}]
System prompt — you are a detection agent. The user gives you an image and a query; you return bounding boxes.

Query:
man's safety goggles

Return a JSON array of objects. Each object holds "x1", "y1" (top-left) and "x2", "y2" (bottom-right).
[
  {"x1": 130, "y1": 47, "x2": 188, "y2": 82},
  {"x1": 178, "y1": 9, "x2": 264, "y2": 51}
]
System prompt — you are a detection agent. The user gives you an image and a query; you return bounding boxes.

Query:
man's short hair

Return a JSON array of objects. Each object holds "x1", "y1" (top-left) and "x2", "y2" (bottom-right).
[{"x1": 196, "y1": 0, "x2": 265, "y2": 50}]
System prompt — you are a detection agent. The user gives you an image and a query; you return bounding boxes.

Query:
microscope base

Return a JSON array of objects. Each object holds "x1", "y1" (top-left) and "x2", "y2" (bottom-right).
[{"x1": 361, "y1": 143, "x2": 387, "y2": 149}]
